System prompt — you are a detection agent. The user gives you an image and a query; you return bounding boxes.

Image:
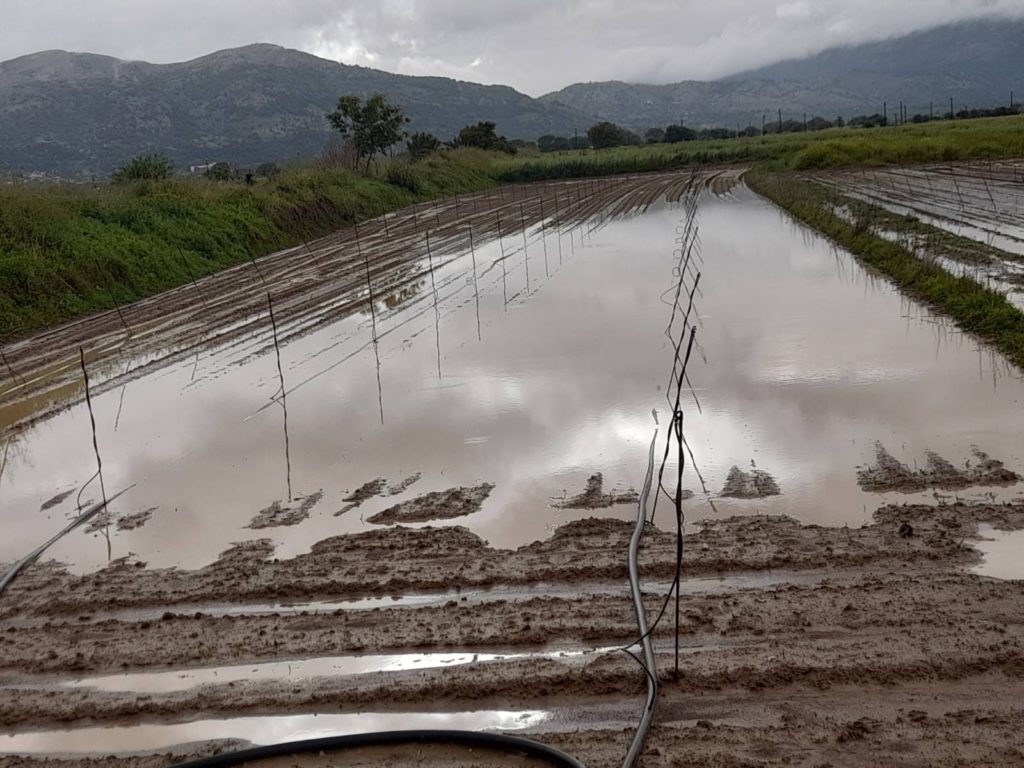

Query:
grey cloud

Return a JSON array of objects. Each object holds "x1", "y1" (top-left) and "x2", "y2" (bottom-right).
[{"x1": 2, "y1": 0, "x2": 1022, "y2": 94}]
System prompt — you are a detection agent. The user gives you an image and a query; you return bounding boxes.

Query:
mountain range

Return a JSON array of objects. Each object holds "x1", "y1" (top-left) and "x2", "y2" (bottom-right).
[{"x1": 1, "y1": 16, "x2": 1021, "y2": 176}]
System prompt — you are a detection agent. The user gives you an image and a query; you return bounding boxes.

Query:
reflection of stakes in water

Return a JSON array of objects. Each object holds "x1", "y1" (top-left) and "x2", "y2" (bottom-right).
[
  {"x1": 113, "y1": 360, "x2": 132, "y2": 431},
  {"x1": 496, "y1": 211, "x2": 509, "y2": 308},
  {"x1": 381, "y1": 207, "x2": 391, "y2": 238},
  {"x1": 266, "y1": 294, "x2": 293, "y2": 502},
  {"x1": 468, "y1": 223, "x2": 482, "y2": 342},
  {"x1": 519, "y1": 202, "x2": 531, "y2": 294},
  {"x1": 539, "y1": 196, "x2": 550, "y2": 278},
  {"x1": 79, "y1": 348, "x2": 112, "y2": 561},
  {"x1": 355, "y1": 223, "x2": 385, "y2": 425},
  {"x1": 248, "y1": 252, "x2": 267, "y2": 287},
  {"x1": 424, "y1": 232, "x2": 443, "y2": 380}
]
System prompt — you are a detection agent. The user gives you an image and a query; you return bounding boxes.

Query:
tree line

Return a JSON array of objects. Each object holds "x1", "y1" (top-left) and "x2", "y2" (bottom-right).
[{"x1": 111, "y1": 91, "x2": 1024, "y2": 181}]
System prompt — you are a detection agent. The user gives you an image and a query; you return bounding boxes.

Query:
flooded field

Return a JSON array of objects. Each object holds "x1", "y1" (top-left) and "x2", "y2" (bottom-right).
[
  {"x1": 3, "y1": 169, "x2": 1024, "y2": 767},
  {"x1": 2, "y1": 171, "x2": 1023, "y2": 574},
  {"x1": 817, "y1": 161, "x2": 1024, "y2": 307}
]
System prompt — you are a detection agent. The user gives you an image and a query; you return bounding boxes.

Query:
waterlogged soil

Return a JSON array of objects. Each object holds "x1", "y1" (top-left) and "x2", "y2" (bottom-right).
[
  {"x1": 719, "y1": 465, "x2": 781, "y2": 499},
  {"x1": 559, "y1": 473, "x2": 640, "y2": 509},
  {"x1": 246, "y1": 492, "x2": 324, "y2": 530},
  {"x1": 365, "y1": 483, "x2": 495, "y2": 525},
  {"x1": 3, "y1": 503, "x2": 1024, "y2": 766},
  {"x1": 6, "y1": 171, "x2": 1024, "y2": 765},
  {"x1": 858, "y1": 442, "x2": 1020, "y2": 493}
]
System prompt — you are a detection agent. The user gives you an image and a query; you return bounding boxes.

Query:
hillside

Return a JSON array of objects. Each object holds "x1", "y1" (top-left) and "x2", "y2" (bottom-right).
[
  {"x1": 0, "y1": 44, "x2": 594, "y2": 176},
  {"x1": 541, "y1": 16, "x2": 1024, "y2": 129}
]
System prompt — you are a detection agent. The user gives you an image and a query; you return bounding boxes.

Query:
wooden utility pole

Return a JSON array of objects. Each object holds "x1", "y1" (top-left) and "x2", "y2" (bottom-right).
[
  {"x1": 778, "y1": 108, "x2": 782, "y2": 133},
  {"x1": 762, "y1": 113, "x2": 766, "y2": 136},
  {"x1": 883, "y1": 102, "x2": 887, "y2": 126},
  {"x1": 951, "y1": 97, "x2": 955, "y2": 119}
]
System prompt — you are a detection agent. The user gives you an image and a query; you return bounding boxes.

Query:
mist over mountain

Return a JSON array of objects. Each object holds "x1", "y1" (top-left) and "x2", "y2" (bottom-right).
[
  {"x1": 2, "y1": 17, "x2": 1021, "y2": 176},
  {"x1": 542, "y1": 17, "x2": 1024, "y2": 130}
]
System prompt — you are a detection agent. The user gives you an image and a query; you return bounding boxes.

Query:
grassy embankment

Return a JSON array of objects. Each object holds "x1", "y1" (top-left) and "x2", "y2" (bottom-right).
[
  {"x1": 3, "y1": 115, "x2": 1024, "y2": 346},
  {"x1": 0, "y1": 151, "x2": 495, "y2": 343}
]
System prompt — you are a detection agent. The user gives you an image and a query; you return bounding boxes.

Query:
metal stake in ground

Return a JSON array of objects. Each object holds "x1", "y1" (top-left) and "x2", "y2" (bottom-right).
[
  {"x1": 496, "y1": 211, "x2": 509, "y2": 308},
  {"x1": 519, "y1": 202, "x2": 531, "y2": 294},
  {"x1": 424, "y1": 232, "x2": 443, "y2": 379},
  {"x1": 356, "y1": 223, "x2": 384, "y2": 425},
  {"x1": 539, "y1": 196, "x2": 550, "y2": 278},
  {"x1": 178, "y1": 250, "x2": 210, "y2": 309},
  {"x1": 79, "y1": 348, "x2": 112, "y2": 560},
  {"x1": 1, "y1": 350, "x2": 23, "y2": 388},
  {"x1": 468, "y1": 222, "x2": 482, "y2": 342},
  {"x1": 266, "y1": 294, "x2": 293, "y2": 502}
]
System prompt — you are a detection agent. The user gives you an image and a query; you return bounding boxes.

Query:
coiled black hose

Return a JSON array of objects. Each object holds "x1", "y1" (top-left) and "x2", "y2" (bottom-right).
[{"x1": 169, "y1": 730, "x2": 586, "y2": 767}]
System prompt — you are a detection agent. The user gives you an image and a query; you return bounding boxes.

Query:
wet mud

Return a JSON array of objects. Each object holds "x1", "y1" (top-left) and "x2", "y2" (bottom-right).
[
  {"x1": 559, "y1": 473, "x2": 639, "y2": 509},
  {"x1": 2, "y1": 502, "x2": 1024, "y2": 766},
  {"x1": 858, "y1": 442, "x2": 1020, "y2": 492},
  {"x1": 719, "y1": 465, "x2": 781, "y2": 499},
  {"x1": 365, "y1": 483, "x2": 495, "y2": 525},
  {"x1": 246, "y1": 492, "x2": 323, "y2": 530}
]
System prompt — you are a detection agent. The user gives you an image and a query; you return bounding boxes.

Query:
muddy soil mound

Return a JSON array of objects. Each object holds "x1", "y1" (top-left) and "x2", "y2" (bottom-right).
[
  {"x1": 246, "y1": 492, "x2": 323, "y2": 529},
  {"x1": 858, "y1": 443, "x2": 1020, "y2": 492},
  {"x1": 367, "y1": 484, "x2": 495, "y2": 525},
  {"x1": 39, "y1": 488, "x2": 76, "y2": 512},
  {"x1": 335, "y1": 475, "x2": 423, "y2": 516},
  {"x1": 719, "y1": 466, "x2": 781, "y2": 499},
  {"x1": 559, "y1": 473, "x2": 639, "y2": 509}
]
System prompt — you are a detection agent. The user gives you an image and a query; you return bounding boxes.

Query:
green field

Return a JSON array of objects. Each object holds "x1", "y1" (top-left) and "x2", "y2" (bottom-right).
[
  {"x1": 495, "y1": 114, "x2": 1024, "y2": 180},
  {"x1": 2, "y1": 115, "x2": 1024, "y2": 343}
]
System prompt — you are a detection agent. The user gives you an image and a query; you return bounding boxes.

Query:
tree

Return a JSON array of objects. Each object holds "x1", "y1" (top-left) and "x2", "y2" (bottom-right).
[
  {"x1": 326, "y1": 93, "x2": 409, "y2": 173},
  {"x1": 406, "y1": 131, "x2": 441, "y2": 160},
  {"x1": 587, "y1": 121, "x2": 640, "y2": 149},
  {"x1": 111, "y1": 154, "x2": 173, "y2": 183},
  {"x1": 644, "y1": 127, "x2": 666, "y2": 144},
  {"x1": 664, "y1": 124, "x2": 696, "y2": 143},
  {"x1": 451, "y1": 121, "x2": 516, "y2": 154},
  {"x1": 538, "y1": 135, "x2": 572, "y2": 152}
]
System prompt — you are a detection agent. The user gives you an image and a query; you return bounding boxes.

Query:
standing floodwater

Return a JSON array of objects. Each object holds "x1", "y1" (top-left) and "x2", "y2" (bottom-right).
[{"x1": 1, "y1": 180, "x2": 1022, "y2": 574}]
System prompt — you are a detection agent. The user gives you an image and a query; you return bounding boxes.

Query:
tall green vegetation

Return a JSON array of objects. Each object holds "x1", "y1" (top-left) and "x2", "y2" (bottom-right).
[
  {"x1": 111, "y1": 154, "x2": 173, "y2": 183},
  {"x1": 0, "y1": 152, "x2": 494, "y2": 342}
]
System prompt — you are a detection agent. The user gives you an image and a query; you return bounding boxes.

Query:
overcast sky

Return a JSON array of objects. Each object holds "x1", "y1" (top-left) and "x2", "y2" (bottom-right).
[{"x1": 3, "y1": 0, "x2": 1022, "y2": 95}]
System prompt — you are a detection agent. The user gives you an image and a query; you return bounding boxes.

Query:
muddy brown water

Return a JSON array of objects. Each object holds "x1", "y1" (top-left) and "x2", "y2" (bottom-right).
[{"x1": 2, "y1": 182, "x2": 1023, "y2": 577}]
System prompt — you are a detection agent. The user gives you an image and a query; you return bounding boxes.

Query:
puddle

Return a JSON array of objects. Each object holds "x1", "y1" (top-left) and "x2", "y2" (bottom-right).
[
  {"x1": 3, "y1": 186, "x2": 1024, "y2": 574},
  {"x1": 56, "y1": 646, "x2": 616, "y2": 694},
  {"x1": 3, "y1": 570, "x2": 828, "y2": 626},
  {"x1": 972, "y1": 524, "x2": 1024, "y2": 580},
  {"x1": 0, "y1": 710, "x2": 549, "y2": 754}
]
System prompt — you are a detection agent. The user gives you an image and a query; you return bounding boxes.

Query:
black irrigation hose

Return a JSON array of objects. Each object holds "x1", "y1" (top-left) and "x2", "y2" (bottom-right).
[{"x1": 169, "y1": 730, "x2": 586, "y2": 768}]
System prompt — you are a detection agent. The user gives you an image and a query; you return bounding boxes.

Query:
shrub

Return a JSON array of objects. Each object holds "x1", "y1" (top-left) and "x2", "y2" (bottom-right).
[{"x1": 111, "y1": 154, "x2": 173, "y2": 183}]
